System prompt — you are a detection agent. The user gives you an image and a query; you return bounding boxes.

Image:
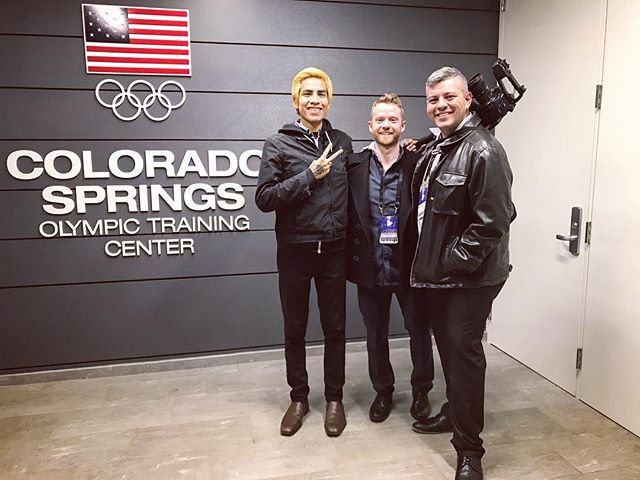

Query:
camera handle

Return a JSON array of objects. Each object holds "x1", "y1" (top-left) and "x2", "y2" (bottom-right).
[{"x1": 494, "y1": 59, "x2": 526, "y2": 103}]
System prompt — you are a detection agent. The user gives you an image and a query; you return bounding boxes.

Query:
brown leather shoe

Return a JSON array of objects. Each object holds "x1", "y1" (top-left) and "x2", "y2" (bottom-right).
[
  {"x1": 280, "y1": 401, "x2": 309, "y2": 436},
  {"x1": 324, "y1": 401, "x2": 346, "y2": 437}
]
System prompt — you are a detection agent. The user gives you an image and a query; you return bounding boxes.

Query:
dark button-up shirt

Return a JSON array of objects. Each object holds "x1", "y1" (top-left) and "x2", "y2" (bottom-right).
[{"x1": 367, "y1": 145, "x2": 404, "y2": 286}]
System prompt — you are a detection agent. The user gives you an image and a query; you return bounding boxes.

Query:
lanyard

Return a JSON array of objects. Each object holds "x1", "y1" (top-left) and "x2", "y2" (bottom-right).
[
  {"x1": 420, "y1": 147, "x2": 443, "y2": 196},
  {"x1": 378, "y1": 158, "x2": 403, "y2": 216},
  {"x1": 416, "y1": 147, "x2": 442, "y2": 236}
]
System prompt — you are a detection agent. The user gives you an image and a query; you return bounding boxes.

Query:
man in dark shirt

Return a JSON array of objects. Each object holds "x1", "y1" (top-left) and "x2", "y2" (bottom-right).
[
  {"x1": 346, "y1": 93, "x2": 434, "y2": 423},
  {"x1": 256, "y1": 67, "x2": 352, "y2": 437}
]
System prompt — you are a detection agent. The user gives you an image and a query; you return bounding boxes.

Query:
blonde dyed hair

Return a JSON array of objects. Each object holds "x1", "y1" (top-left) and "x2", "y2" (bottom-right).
[{"x1": 291, "y1": 67, "x2": 333, "y2": 105}]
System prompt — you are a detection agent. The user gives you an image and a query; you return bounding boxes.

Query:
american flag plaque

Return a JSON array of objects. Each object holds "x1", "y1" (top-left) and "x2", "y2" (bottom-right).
[{"x1": 82, "y1": 4, "x2": 191, "y2": 76}]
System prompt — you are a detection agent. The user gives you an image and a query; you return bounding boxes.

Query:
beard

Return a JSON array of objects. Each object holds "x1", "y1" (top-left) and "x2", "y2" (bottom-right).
[{"x1": 373, "y1": 131, "x2": 400, "y2": 147}]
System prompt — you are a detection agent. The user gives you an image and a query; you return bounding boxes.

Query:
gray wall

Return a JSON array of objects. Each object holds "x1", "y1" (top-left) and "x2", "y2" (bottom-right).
[{"x1": 0, "y1": 0, "x2": 499, "y2": 372}]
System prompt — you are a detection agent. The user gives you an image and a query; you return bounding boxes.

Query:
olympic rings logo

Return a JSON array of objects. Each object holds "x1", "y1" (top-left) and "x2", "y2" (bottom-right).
[{"x1": 94, "y1": 79, "x2": 186, "y2": 122}]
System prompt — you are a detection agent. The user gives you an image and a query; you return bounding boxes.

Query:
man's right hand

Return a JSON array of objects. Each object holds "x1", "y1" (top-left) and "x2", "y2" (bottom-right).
[
  {"x1": 404, "y1": 138, "x2": 427, "y2": 154},
  {"x1": 309, "y1": 144, "x2": 344, "y2": 180}
]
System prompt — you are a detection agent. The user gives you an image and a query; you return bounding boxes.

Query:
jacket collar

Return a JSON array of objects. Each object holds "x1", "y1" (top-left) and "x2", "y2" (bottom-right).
[
  {"x1": 437, "y1": 112, "x2": 482, "y2": 149},
  {"x1": 414, "y1": 113, "x2": 482, "y2": 174},
  {"x1": 278, "y1": 118, "x2": 334, "y2": 136}
]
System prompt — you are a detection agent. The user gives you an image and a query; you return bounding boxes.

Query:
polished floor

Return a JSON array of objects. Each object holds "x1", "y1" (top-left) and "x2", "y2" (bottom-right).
[{"x1": 1, "y1": 341, "x2": 639, "y2": 480}]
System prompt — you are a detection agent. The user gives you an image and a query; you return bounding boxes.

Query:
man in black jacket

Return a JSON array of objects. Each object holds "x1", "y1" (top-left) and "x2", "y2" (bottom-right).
[
  {"x1": 255, "y1": 67, "x2": 352, "y2": 437},
  {"x1": 405, "y1": 67, "x2": 516, "y2": 480},
  {"x1": 346, "y1": 93, "x2": 434, "y2": 424}
]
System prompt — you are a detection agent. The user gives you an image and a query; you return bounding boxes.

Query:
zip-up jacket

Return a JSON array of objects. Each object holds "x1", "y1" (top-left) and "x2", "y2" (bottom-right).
[
  {"x1": 404, "y1": 115, "x2": 516, "y2": 288},
  {"x1": 255, "y1": 119, "x2": 353, "y2": 244}
]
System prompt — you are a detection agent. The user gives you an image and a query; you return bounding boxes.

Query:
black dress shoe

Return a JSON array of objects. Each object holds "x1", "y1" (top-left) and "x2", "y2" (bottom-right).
[
  {"x1": 455, "y1": 456, "x2": 483, "y2": 480},
  {"x1": 410, "y1": 391, "x2": 431, "y2": 420},
  {"x1": 369, "y1": 393, "x2": 392, "y2": 423},
  {"x1": 411, "y1": 410, "x2": 453, "y2": 434}
]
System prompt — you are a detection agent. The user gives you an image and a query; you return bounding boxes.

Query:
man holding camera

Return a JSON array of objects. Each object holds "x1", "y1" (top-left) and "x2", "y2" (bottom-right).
[
  {"x1": 346, "y1": 93, "x2": 434, "y2": 424},
  {"x1": 405, "y1": 67, "x2": 515, "y2": 480}
]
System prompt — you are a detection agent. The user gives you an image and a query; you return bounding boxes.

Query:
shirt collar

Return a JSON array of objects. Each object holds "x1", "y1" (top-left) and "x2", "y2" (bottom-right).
[
  {"x1": 295, "y1": 120, "x2": 321, "y2": 136},
  {"x1": 363, "y1": 142, "x2": 404, "y2": 167},
  {"x1": 363, "y1": 141, "x2": 405, "y2": 155}
]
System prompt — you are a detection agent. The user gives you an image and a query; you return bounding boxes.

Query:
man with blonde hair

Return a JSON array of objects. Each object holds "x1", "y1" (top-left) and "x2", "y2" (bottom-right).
[
  {"x1": 256, "y1": 67, "x2": 352, "y2": 437},
  {"x1": 346, "y1": 93, "x2": 434, "y2": 424}
]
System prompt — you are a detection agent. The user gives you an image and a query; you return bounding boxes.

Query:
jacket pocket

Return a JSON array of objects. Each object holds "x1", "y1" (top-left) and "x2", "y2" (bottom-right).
[
  {"x1": 432, "y1": 172, "x2": 466, "y2": 215},
  {"x1": 295, "y1": 201, "x2": 317, "y2": 233}
]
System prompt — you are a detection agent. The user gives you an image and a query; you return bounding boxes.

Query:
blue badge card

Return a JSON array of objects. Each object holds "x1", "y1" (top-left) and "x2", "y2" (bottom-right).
[
  {"x1": 418, "y1": 184, "x2": 428, "y2": 206},
  {"x1": 379, "y1": 215, "x2": 399, "y2": 244}
]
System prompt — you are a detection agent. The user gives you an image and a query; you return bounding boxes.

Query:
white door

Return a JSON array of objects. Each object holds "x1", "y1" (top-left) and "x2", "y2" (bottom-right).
[
  {"x1": 580, "y1": 0, "x2": 640, "y2": 436},
  {"x1": 489, "y1": 0, "x2": 606, "y2": 394}
]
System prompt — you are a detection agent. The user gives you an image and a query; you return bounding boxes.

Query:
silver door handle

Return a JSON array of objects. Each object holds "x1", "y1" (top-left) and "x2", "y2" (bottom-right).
[
  {"x1": 555, "y1": 234, "x2": 578, "y2": 241},
  {"x1": 555, "y1": 206, "x2": 582, "y2": 256}
]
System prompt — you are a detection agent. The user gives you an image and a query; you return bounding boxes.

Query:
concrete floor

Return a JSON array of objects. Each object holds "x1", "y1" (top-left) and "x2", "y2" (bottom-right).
[{"x1": 1, "y1": 341, "x2": 639, "y2": 480}]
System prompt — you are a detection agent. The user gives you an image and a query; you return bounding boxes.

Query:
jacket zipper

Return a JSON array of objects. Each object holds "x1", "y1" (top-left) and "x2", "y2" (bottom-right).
[
  {"x1": 325, "y1": 131, "x2": 336, "y2": 242},
  {"x1": 299, "y1": 132, "x2": 336, "y2": 246}
]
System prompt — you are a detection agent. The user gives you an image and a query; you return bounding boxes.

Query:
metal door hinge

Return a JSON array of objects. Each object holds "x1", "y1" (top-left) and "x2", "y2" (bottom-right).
[
  {"x1": 595, "y1": 84, "x2": 603, "y2": 109},
  {"x1": 500, "y1": 0, "x2": 507, "y2": 12},
  {"x1": 585, "y1": 221, "x2": 592, "y2": 245},
  {"x1": 576, "y1": 348, "x2": 583, "y2": 370}
]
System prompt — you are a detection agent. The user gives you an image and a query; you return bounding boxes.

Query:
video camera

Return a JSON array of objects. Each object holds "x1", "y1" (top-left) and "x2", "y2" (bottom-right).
[{"x1": 414, "y1": 58, "x2": 526, "y2": 148}]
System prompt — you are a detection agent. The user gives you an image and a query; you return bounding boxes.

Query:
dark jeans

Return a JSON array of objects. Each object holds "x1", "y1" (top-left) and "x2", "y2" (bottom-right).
[
  {"x1": 357, "y1": 284, "x2": 434, "y2": 397},
  {"x1": 423, "y1": 282, "x2": 505, "y2": 459},
  {"x1": 277, "y1": 241, "x2": 346, "y2": 403}
]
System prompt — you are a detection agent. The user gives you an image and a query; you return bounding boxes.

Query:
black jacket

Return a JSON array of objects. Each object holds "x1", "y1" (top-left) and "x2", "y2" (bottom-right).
[
  {"x1": 346, "y1": 148, "x2": 420, "y2": 288},
  {"x1": 405, "y1": 115, "x2": 516, "y2": 288},
  {"x1": 255, "y1": 119, "x2": 353, "y2": 244}
]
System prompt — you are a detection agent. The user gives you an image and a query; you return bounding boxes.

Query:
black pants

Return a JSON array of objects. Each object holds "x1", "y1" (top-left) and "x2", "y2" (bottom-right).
[
  {"x1": 357, "y1": 284, "x2": 434, "y2": 397},
  {"x1": 277, "y1": 241, "x2": 346, "y2": 403},
  {"x1": 423, "y1": 282, "x2": 505, "y2": 459}
]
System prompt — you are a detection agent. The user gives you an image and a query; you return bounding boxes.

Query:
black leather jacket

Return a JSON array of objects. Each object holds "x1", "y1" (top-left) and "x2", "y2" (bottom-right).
[
  {"x1": 404, "y1": 115, "x2": 516, "y2": 288},
  {"x1": 255, "y1": 119, "x2": 352, "y2": 244}
]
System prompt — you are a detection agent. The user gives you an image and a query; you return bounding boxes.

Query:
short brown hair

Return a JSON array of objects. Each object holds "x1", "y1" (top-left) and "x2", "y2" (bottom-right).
[{"x1": 371, "y1": 92, "x2": 404, "y2": 117}]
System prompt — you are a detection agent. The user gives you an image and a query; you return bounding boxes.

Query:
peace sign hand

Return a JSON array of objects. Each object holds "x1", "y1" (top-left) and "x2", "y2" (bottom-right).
[{"x1": 309, "y1": 144, "x2": 344, "y2": 180}]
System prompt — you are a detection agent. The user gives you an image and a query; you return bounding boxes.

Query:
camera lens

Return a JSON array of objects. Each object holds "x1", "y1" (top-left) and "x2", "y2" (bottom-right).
[{"x1": 468, "y1": 74, "x2": 492, "y2": 104}]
